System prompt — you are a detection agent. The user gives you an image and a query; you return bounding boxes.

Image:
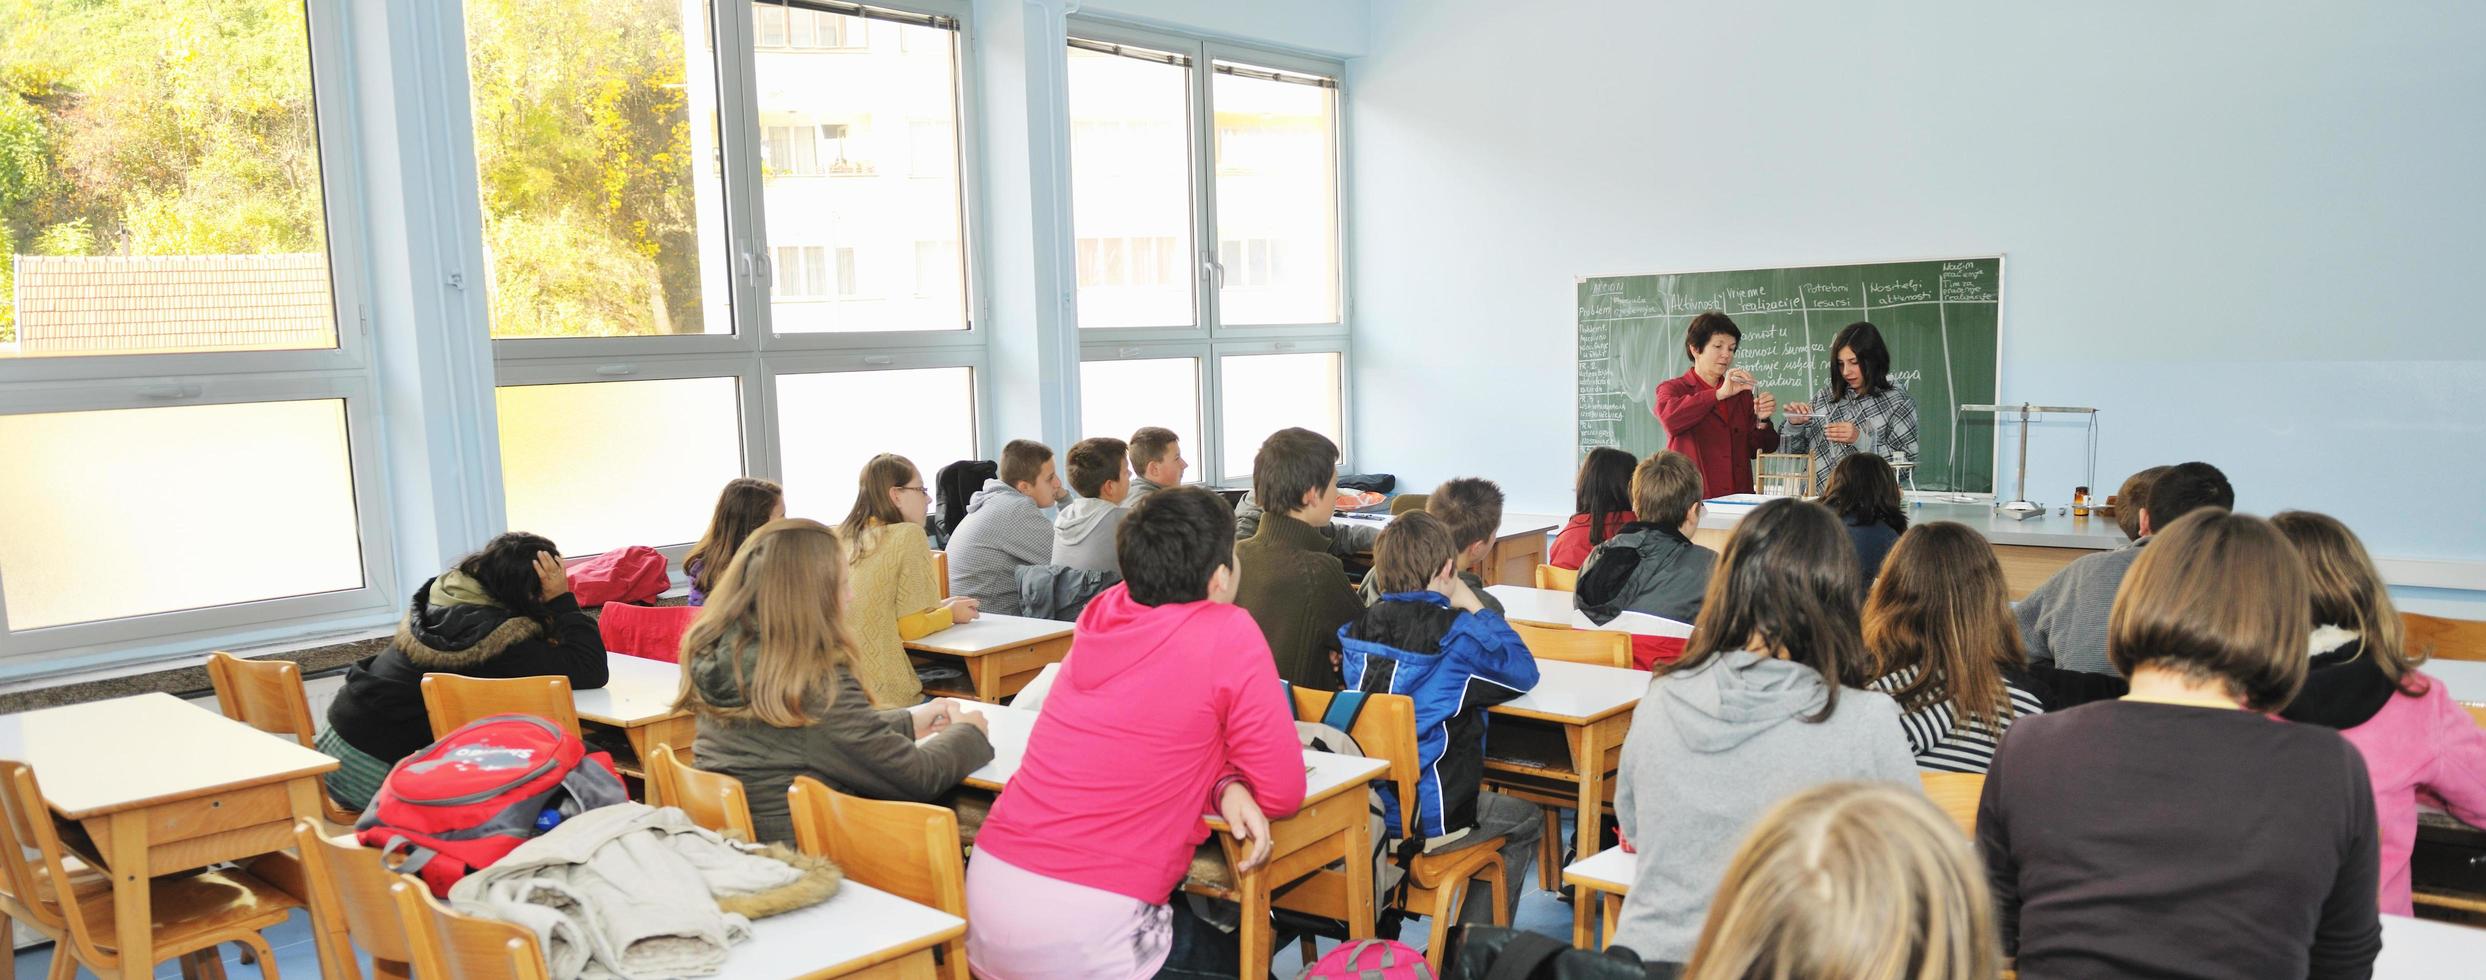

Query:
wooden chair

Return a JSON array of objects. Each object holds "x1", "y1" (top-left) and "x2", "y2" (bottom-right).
[
  {"x1": 0, "y1": 761, "x2": 298, "y2": 980},
  {"x1": 786, "y1": 777, "x2": 968, "y2": 980},
  {"x1": 1533, "y1": 564, "x2": 1577, "y2": 592},
  {"x1": 205, "y1": 651, "x2": 362, "y2": 828},
  {"x1": 1511, "y1": 623, "x2": 1629, "y2": 669},
  {"x1": 1919, "y1": 771, "x2": 1984, "y2": 838},
  {"x1": 419, "y1": 674, "x2": 582, "y2": 740},
  {"x1": 1389, "y1": 493, "x2": 1430, "y2": 516},
  {"x1": 391, "y1": 879, "x2": 551, "y2": 980},
  {"x1": 2407, "y1": 612, "x2": 2486, "y2": 663},
  {"x1": 645, "y1": 745, "x2": 755, "y2": 841},
  {"x1": 2464, "y1": 703, "x2": 2486, "y2": 731},
  {"x1": 1286, "y1": 687, "x2": 1509, "y2": 973},
  {"x1": 932, "y1": 551, "x2": 949, "y2": 599},
  {"x1": 291, "y1": 822, "x2": 415, "y2": 980}
]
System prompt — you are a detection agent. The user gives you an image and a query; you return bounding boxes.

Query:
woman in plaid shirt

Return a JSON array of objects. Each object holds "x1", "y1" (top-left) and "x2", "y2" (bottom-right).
[{"x1": 1781, "y1": 321, "x2": 1920, "y2": 491}]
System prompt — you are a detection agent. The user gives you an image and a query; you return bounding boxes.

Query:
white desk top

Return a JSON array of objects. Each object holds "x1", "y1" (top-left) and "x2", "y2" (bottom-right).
[
  {"x1": 1699, "y1": 498, "x2": 2126, "y2": 552},
  {"x1": 959, "y1": 704, "x2": 1387, "y2": 809},
  {"x1": 903, "y1": 613, "x2": 1072, "y2": 656},
  {"x1": 1498, "y1": 512, "x2": 1565, "y2": 540},
  {"x1": 2425, "y1": 659, "x2": 2486, "y2": 704},
  {"x1": 1484, "y1": 585, "x2": 1693, "y2": 639},
  {"x1": 0, "y1": 693, "x2": 339, "y2": 819},
  {"x1": 736, "y1": 878, "x2": 963, "y2": 977},
  {"x1": 1561, "y1": 846, "x2": 1634, "y2": 894},
  {"x1": 1493, "y1": 659, "x2": 1650, "y2": 723},
  {"x1": 573, "y1": 653, "x2": 687, "y2": 727}
]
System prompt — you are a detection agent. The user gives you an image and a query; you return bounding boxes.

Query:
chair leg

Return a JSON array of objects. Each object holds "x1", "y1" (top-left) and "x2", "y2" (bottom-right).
[
  {"x1": 942, "y1": 937, "x2": 969, "y2": 980},
  {"x1": 1486, "y1": 861, "x2": 1511, "y2": 926},
  {"x1": 372, "y1": 960, "x2": 414, "y2": 980},
  {"x1": 43, "y1": 948, "x2": 72, "y2": 980},
  {"x1": 1299, "y1": 939, "x2": 1318, "y2": 968},
  {"x1": 1424, "y1": 883, "x2": 1462, "y2": 975},
  {"x1": 1536, "y1": 808, "x2": 1562, "y2": 891},
  {"x1": 241, "y1": 934, "x2": 281, "y2": 980}
]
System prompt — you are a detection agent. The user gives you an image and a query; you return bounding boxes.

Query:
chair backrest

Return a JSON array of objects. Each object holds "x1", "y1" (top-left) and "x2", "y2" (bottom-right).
[
  {"x1": 932, "y1": 551, "x2": 949, "y2": 599},
  {"x1": 206, "y1": 651, "x2": 321, "y2": 749},
  {"x1": 1533, "y1": 564, "x2": 1577, "y2": 592},
  {"x1": 785, "y1": 776, "x2": 965, "y2": 917},
  {"x1": 1389, "y1": 493, "x2": 1430, "y2": 517},
  {"x1": 645, "y1": 744, "x2": 754, "y2": 840},
  {"x1": 420, "y1": 673, "x2": 582, "y2": 740},
  {"x1": 596, "y1": 603, "x2": 697, "y2": 664},
  {"x1": 0, "y1": 761, "x2": 114, "y2": 968},
  {"x1": 1290, "y1": 688, "x2": 1422, "y2": 819},
  {"x1": 2407, "y1": 612, "x2": 2486, "y2": 663},
  {"x1": 292, "y1": 822, "x2": 415, "y2": 973},
  {"x1": 1918, "y1": 771, "x2": 1983, "y2": 837},
  {"x1": 1511, "y1": 622, "x2": 1629, "y2": 668},
  {"x1": 392, "y1": 879, "x2": 551, "y2": 980},
  {"x1": 2463, "y1": 702, "x2": 2486, "y2": 732}
]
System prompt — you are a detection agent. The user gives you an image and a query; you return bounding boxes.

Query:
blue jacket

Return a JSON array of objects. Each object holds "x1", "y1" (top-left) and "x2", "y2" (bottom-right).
[{"x1": 1338, "y1": 592, "x2": 1540, "y2": 842}]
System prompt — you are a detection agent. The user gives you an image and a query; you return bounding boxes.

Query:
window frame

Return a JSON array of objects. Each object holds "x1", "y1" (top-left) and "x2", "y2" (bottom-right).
[
  {"x1": 1065, "y1": 20, "x2": 1352, "y2": 486},
  {"x1": 0, "y1": 0, "x2": 402, "y2": 669}
]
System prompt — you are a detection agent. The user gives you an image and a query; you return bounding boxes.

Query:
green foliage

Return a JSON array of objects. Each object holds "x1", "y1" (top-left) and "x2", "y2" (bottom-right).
[{"x1": 32, "y1": 216, "x2": 88, "y2": 254}]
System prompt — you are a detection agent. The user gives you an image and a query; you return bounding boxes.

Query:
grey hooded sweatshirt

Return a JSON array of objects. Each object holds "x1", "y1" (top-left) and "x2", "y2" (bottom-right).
[
  {"x1": 1050, "y1": 496, "x2": 1127, "y2": 574},
  {"x1": 944, "y1": 479, "x2": 1055, "y2": 616},
  {"x1": 1609, "y1": 650, "x2": 1920, "y2": 963}
]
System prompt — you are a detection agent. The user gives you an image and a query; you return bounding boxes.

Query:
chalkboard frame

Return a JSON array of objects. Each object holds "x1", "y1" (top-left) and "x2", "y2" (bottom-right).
[{"x1": 1574, "y1": 254, "x2": 2007, "y2": 496}]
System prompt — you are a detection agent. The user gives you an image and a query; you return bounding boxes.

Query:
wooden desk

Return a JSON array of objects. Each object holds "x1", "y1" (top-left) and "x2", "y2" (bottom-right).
[
  {"x1": 2378, "y1": 912, "x2": 2486, "y2": 977},
  {"x1": 1484, "y1": 513, "x2": 1564, "y2": 587},
  {"x1": 1560, "y1": 846, "x2": 1633, "y2": 949},
  {"x1": 0, "y1": 693, "x2": 339, "y2": 978},
  {"x1": 1486, "y1": 584, "x2": 1577, "y2": 629},
  {"x1": 574, "y1": 653, "x2": 695, "y2": 770},
  {"x1": 961, "y1": 705, "x2": 1389, "y2": 980},
  {"x1": 1693, "y1": 499, "x2": 2124, "y2": 599},
  {"x1": 906, "y1": 614, "x2": 1074, "y2": 703},
  {"x1": 1484, "y1": 660, "x2": 1649, "y2": 881}
]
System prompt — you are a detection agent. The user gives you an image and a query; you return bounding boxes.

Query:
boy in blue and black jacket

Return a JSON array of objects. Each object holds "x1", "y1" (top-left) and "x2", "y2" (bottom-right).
[{"x1": 1337, "y1": 511, "x2": 1542, "y2": 924}]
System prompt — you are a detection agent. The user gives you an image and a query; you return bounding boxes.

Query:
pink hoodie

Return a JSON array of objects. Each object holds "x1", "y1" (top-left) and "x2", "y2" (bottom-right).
[
  {"x1": 972, "y1": 584, "x2": 1308, "y2": 904},
  {"x1": 2337, "y1": 671, "x2": 2486, "y2": 915}
]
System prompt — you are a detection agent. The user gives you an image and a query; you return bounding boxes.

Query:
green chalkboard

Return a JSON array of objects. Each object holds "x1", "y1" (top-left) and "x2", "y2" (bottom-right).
[{"x1": 1577, "y1": 258, "x2": 2002, "y2": 494}]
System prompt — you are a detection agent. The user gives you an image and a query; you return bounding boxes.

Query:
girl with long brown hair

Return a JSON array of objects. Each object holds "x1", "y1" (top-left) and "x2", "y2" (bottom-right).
[
  {"x1": 684, "y1": 477, "x2": 783, "y2": 606},
  {"x1": 2274, "y1": 510, "x2": 2486, "y2": 916},
  {"x1": 1864, "y1": 522, "x2": 2045, "y2": 773},
  {"x1": 837, "y1": 453, "x2": 978, "y2": 704},
  {"x1": 677, "y1": 518, "x2": 992, "y2": 845},
  {"x1": 1684, "y1": 782, "x2": 2000, "y2": 980},
  {"x1": 1609, "y1": 498, "x2": 1919, "y2": 964}
]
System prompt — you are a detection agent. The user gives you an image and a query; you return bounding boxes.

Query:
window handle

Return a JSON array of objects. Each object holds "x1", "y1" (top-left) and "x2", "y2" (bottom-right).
[{"x1": 1202, "y1": 253, "x2": 1223, "y2": 290}]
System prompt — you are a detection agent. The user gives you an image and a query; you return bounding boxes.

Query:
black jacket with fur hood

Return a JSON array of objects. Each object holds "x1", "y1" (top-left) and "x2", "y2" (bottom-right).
[{"x1": 326, "y1": 576, "x2": 610, "y2": 765}]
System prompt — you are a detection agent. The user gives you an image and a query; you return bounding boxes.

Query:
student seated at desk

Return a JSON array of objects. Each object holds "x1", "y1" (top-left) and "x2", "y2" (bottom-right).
[
  {"x1": 1122, "y1": 426, "x2": 1187, "y2": 510},
  {"x1": 946, "y1": 439, "x2": 1061, "y2": 616},
  {"x1": 1575, "y1": 451, "x2": 1714, "y2": 669},
  {"x1": 1235, "y1": 427, "x2": 1366, "y2": 689},
  {"x1": 685, "y1": 477, "x2": 783, "y2": 606},
  {"x1": 837, "y1": 454, "x2": 980, "y2": 705},
  {"x1": 2274, "y1": 510, "x2": 2486, "y2": 917},
  {"x1": 1232, "y1": 490, "x2": 1381, "y2": 555},
  {"x1": 967, "y1": 487, "x2": 1307, "y2": 980},
  {"x1": 2015, "y1": 460, "x2": 2232, "y2": 676},
  {"x1": 1053, "y1": 436, "x2": 1130, "y2": 574},
  {"x1": 1818, "y1": 452, "x2": 1907, "y2": 585},
  {"x1": 1357, "y1": 477, "x2": 1505, "y2": 614},
  {"x1": 680, "y1": 518, "x2": 994, "y2": 846},
  {"x1": 1609, "y1": 498, "x2": 1917, "y2": 964},
  {"x1": 321, "y1": 532, "x2": 610, "y2": 810},
  {"x1": 1683, "y1": 782, "x2": 1999, "y2": 980},
  {"x1": 1980, "y1": 509, "x2": 2381, "y2": 979},
  {"x1": 1864, "y1": 523, "x2": 2046, "y2": 774},
  {"x1": 1552, "y1": 446, "x2": 1637, "y2": 570},
  {"x1": 1340, "y1": 512, "x2": 1541, "y2": 923}
]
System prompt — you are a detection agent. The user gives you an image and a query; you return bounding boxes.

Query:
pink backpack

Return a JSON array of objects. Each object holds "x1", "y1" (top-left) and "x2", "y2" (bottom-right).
[
  {"x1": 1307, "y1": 939, "x2": 1436, "y2": 980},
  {"x1": 567, "y1": 546, "x2": 670, "y2": 607}
]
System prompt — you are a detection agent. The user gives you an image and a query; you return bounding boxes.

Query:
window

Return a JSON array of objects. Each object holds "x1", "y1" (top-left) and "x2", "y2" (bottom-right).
[
  {"x1": 495, "y1": 378, "x2": 747, "y2": 557},
  {"x1": 835, "y1": 247, "x2": 859, "y2": 297},
  {"x1": 1070, "y1": 28, "x2": 1347, "y2": 486},
  {"x1": 1081, "y1": 358, "x2": 1201, "y2": 462},
  {"x1": 915, "y1": 241, "x2": 961, "y2": 298},
  {"x1": 773, "y1": 246, "x2": 827, "y2": 297},
  {"x1": 775, "y1": 367, "x2": 977, "y2": 520},
  {"x1": 909, "y1": 121, "x2": 954, "y2": 177}
]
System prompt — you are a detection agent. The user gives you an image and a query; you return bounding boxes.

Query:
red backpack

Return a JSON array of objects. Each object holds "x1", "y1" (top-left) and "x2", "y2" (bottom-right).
[
  {"x1": 566, "y1": 545, "x2": 671, "y2": 608},
  {"x1": 356, "y1": 714, "x2": 629, "y2": 896}
]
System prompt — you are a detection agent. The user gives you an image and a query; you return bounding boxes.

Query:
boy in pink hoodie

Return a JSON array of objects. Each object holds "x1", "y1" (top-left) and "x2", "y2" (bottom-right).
[{"x1": 967, "y1": 487, "x2": 1308, "y2": 979}]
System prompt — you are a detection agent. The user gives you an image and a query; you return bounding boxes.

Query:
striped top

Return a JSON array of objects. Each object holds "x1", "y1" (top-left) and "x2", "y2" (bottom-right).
[{"x1": 1871, "y1": 666, "x2": 2046, "y2": 774}]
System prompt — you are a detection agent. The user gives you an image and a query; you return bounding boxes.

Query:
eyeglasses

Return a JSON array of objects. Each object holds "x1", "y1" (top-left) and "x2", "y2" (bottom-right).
[{"x1": 898, "y1": 485, "x2": 930, "y2": 495}]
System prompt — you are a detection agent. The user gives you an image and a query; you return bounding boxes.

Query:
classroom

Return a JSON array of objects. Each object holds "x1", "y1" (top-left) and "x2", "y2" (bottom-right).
[{"x1": 0, "y1": 0, "x2": 2481, "y2": 977}]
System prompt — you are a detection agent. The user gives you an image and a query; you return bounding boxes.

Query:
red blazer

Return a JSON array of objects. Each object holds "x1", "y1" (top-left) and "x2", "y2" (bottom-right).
[{"x1": 1653, "y1": 368, "x2": 1779, "y2": 497}]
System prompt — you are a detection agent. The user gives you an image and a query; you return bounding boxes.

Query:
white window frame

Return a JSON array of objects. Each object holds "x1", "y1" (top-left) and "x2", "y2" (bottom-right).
[
  {"x1": 486, "y1": 0, "x2": 993, "y2": 562},
  {"x1": 0, "y1": 0, "x2": 402, "y2": 672},
  {"x1": 1065, "y1": 20, "x2": 1351, "y2": 487}
]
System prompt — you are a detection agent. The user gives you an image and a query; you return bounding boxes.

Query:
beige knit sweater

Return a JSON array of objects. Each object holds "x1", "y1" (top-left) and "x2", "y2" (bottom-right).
[{"x1": 843, "y1": 521, "x2": 953, "y2": 704}]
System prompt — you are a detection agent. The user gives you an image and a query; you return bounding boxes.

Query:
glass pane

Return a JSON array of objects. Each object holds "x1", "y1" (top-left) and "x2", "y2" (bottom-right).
[
  {"x1": 1081, "y1": 358, "x2": 1201, "y2": 466},
  {"x1": 0, "y1": 1, "x2": 338, "y2": 358},
  {"x1": 1212, "y1": 65, "x2": 1339, "y2": 326},
  {"x1": 0, "y1": 401, "x2": 363, "y2": 630},
  {"x1": 756, "y1": 5, "x2": 967, "y2": 333},
  {"x1": 1220, "y1": 352, "x2": 1343, "y2": 475},
  {"x1": 1068, "y1": 46, "x2": 1196, "y2": 329},
  {"x1": 466, "y1": 0, "x2": 730, "y2": 338},
  {"x1": 776, "y1": 368, "x2": 977, "y2": 521},
  {"x1": 496, "y1": 378, "x2": 745, "y2": 554}
]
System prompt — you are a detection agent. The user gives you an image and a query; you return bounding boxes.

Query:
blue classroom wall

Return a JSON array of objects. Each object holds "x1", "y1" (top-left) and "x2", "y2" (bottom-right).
[{"x1": 1345, "y1": 0, "x2": 2486, "y2": 593}]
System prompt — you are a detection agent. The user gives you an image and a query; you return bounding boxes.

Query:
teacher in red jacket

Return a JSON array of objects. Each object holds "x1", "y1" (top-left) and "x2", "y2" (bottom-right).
[{"x1": 1653, "y1": 311, "x2": 1779, "y2": 496}]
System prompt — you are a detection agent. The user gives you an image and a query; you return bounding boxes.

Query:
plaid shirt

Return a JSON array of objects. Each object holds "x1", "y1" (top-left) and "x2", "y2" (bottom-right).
[{"x1": 1778, "y1": 385, "x2": 1920, "y2": 489}]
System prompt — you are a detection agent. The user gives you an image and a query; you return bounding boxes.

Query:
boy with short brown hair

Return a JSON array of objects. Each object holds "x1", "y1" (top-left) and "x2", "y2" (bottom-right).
[{"x1": 1233, "y1": 428, "x2": 1364, "y2": 688}]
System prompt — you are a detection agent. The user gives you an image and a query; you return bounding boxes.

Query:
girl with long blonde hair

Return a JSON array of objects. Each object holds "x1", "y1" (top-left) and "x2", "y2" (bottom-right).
[
  {"x1": 677, "y1": 518, "x2": 992, "y2": 845},
  {"x1": 836, "y1": 454, "x2": 979, "y2": 704}
]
